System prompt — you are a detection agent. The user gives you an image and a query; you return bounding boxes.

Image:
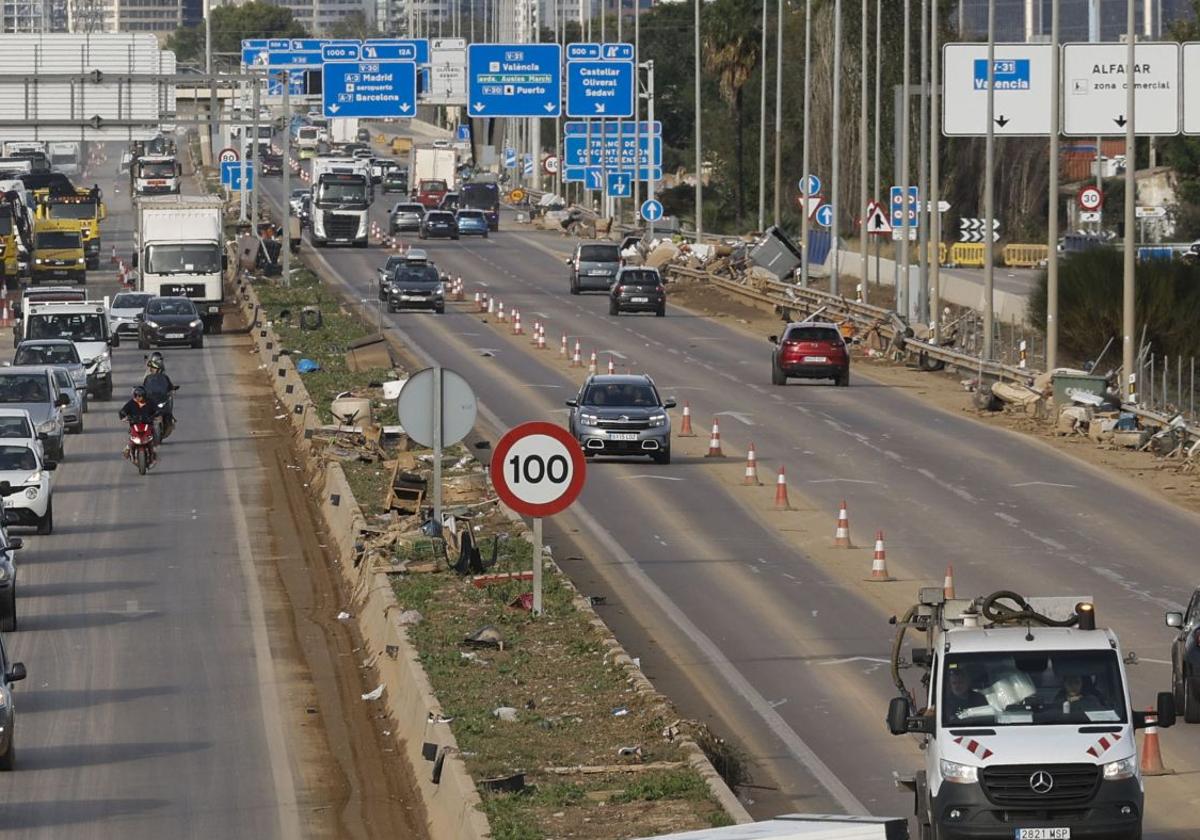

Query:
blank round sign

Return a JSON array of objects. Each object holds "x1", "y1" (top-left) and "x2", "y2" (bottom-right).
[
  {"x1": 490, "y1": 422, "x2": 586, "y2": 517},
  {"x1": 397, "y1": 367, "x2": 477, "y2": 448}
]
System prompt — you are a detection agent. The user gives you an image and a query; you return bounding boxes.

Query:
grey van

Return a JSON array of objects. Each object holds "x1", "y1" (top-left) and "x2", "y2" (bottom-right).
[
  {"x1": 0, "y1": 368, "x2": 68, "y2": 461},
  {"x1": 567, "y1": 243, "x2": 622, "y2": 294}
]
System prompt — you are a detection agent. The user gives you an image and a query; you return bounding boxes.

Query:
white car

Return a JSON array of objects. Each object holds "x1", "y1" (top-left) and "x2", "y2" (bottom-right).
[
  {"x1": 0, "y1": 409, "x2": 44, "y2": 459},
  {"x1": 0, "y1": 442, "x2": 55, "y2": 534},
  {"x1": 108, "y1": 291, "x2": 153, "y2": 337}
]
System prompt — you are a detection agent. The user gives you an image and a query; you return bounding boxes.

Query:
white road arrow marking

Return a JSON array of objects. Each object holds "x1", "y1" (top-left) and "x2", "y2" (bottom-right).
[
  {"x1": 1011, "y1": 481, "x2": 1077, "y2": 489},
  {"x1": 714, "y1": 411, "x2": 755, "y2": 426},
  {"x1": 620, "y1": 474, "x2": 684, "y2": 481}
]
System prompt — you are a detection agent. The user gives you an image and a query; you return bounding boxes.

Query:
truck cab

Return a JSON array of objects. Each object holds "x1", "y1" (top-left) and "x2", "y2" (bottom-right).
[
  {"x1": 309, "y1": 158, "x2": 371, "y2": 248},
  {"x1": 133, "y1": 195, "x2": 227, "y2": 332},
  {"x1": 35, "y1": 188, "x2": 106, "y2": 269},
  {"x1": 131, "y1": 155, "x2": 181, "y2": 196},
  {"x1": 888, "y1": 591, "x2": 1176, "y2": 840},
  {"x1": 31, "y1": 219, "x2": 86, "y2": 285}
]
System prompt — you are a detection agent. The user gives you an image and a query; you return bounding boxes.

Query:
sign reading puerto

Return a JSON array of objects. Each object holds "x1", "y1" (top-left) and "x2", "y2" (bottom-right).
[
  {"x1": 490, "y1": 422, "x2": 586, "y2": 518},
  {"x1": 942, "y1": 43, "x2": 1054, "y2": 136},
  {"x1": 468, "y1": 43, "x2": 562, "y2": 117},
  {"x1": 566, "y1": 42, "x2": 635, "y2": 118},
  {"x1": 323, "y1": 60, "x2": 416, "y2": 118}
]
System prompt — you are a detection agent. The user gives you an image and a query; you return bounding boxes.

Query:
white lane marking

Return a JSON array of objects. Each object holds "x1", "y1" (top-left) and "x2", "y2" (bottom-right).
[
  {"x1": 769, "y1": 698, "x2": 788, "y2": 709},
  {"x1": 1137, "y1": 658, "x2": 1172, "y2": 666},
  {"x1": 600, "y1": 349, "x2": 628, "y2": 359},
  {"x1": 808, "y1": 478, "x2": 881, "y2": 485},
  {"x1": 1011, "y1": 481, "x2": 1078, "y2": 489},
  {"x1": 917, "y1": 467, "x2": 979, "y2": 504},
  {"x1": 714, "y1": 411, "x2": 755, "y2": 426},
  {"x1": 815, "y1": 656, "x2": 891, "y2": 666},
  {"x1": 620, "y1": 474, "x2": 684, "y2": 481},
  {"x1": 203, "y1": 341, "x2": 301, "y2": 837},
  {"x1": 995, "y1": 512, "x2": 1021, "y2": 526},
  {"x1": 523, "y1": 384, "x2": 562, "y2": 389}
]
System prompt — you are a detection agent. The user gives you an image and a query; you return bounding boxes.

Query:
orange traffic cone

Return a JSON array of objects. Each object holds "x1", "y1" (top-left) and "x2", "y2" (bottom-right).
[
  {"x1": 587, "y1": 351, "x2": 598, "y2": 375},
  {"x1": 833, "y1": 500, "x2": 852, "y2": 548},
  {"x1": 535, "y1": 325, "x2": 546, "y2": 350},
  {"x1": 1140, "y1": 712, "x2": 1174, "y2": 776},
  {"x1": 486, "y1": 296, "x2": 495, "y2": 315},
  {"x1": 678, "y1": 402, "x2": 695, "y2": 437},
  {"x1": 560, "y1": 334, "x2": 568, "y2": 357},
  {"x1": 110, "y1": 244, "x2": 117, "y2": 264},
  {"x1": 497, "y1": 302, "x2": 506, "y2": 322},
  {"x1": 943, "y1": 564, "x2": 956, "y2": 599},
  {"x1": 571, "y1": 340, "x2": 582, "y2": 368},
  {"x1": 774, "y1": 466, "x2": 793, "y2": 510},
  {"x1": 474, "y1": 291, "x2": 483, "y2": 311},
  {"x1": 866, "y1": 531, "x2": 895, "y2": 582},
  {"x1": 705, "y1": 418, "x2": 724, "y2": 457},
  {"x1": 456, "y1": 276, "x2": 465, "y2": 300},
  {"x1": 530, "y1": 320, "x2": 540, "y2": 344},
  {"x1": 607, "y1": 356, "x2": 615, "y2": 375},
  {"x1": 742, "y1": 443, "x2": 761, "y2": 485},
  {"x1": 512, "y1": 309, "x2": 522, "y2": 335}
]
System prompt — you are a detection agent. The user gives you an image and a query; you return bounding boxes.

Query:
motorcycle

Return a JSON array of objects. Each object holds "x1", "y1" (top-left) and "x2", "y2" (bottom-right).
[
  {"x1": 126, "y1": 421, "x2": 156, "y2": 475},
  {"x1": 149, "y1": 386, "x2": 178, "y2": 444}
]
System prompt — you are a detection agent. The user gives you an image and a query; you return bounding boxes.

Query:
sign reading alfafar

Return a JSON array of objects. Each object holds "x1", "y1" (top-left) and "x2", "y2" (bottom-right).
[{"x1": 1062, "y1": 43, "x2": 1180, "y2": 136}]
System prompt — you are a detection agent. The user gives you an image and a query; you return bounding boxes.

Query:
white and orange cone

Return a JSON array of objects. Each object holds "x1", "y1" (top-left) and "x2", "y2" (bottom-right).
[
  {"x1": 943, "y1": 564, "x2": 956, "y2": 599},
  {"x1": 571, "y1": 340, "x2": 582, "y2": 368},
  {"x1": 833, "y1": 500, "x2": 852, "y2": 548},
  {"x1": 497, "y1": 302, "x2": 506, "y2": 323},
  {"x1": 607, "y1": 356, "x2": 615, "y2": 375},
  {"x1": 774, "y1": 466, "x2": 793, "y2": 510},
  {"x1": 535, "y1": 325, "x2": 546, "y2": 350},
  {"x1": 560, "y1": 334, "x2": 568, "y2": 358},
  {"x1": 587, "y1": 351, "x2": 598, "y2": 375},
  {"x1": 512, "y1": 309, "x2": 523, "y2": 335},
  {"x1": 530, "y1": 320, "x2": 540, "y2": 344},
  {"x1": 678, "y1": 401, "x2": 696, "y2": 437},
  {"x1": 1140, "y1": 712, "x2": 1174, "y2": 776},
  {"x1": 486, "y1": 296, "x2": 495, "y2": 315},
  {"x1": 474, "y1": 291, "x2": 483, "y2": 311},
  {"x1": 866, "y1": 531, "x2": 895, "y2": 582},
  {"x1": 705, "y1": 418, "x2": 724, "y2": 458},
  {"x1": 742, "y1": 443, "x2": 761, "y2": 485}
]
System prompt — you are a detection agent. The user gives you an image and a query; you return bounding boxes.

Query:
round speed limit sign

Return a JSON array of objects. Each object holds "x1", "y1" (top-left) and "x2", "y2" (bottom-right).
[
  {"x1": 218, "y1": 147, "x2": 239, "y2": 164},
  {"x1": 490, "y1": 422, "x2": 586, "y2": 517}
]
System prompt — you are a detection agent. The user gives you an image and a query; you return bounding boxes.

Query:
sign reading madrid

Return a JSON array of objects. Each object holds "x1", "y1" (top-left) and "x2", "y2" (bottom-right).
[{"x1": 322, "y1": 60, "x2": 416, "y2": 118}]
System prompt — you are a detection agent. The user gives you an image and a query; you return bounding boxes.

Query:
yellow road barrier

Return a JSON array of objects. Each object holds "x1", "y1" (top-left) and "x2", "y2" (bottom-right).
[
  {"x1": 950, "y1": 242, "x2": 986, "y2": 268},
  {"x1": 1003, "y1": 243, "x2": 1049, "y2": 268}
]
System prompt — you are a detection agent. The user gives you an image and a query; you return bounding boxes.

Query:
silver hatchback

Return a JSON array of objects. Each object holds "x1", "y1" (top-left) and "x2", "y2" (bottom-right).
[{"x1": 566, "y1": 374, "x2": 676, "y2": 464}]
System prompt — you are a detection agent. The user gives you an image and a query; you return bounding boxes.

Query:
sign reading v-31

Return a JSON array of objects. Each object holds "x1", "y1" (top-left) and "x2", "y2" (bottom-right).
[{"x1": 468, "y1": 43, "x2": 562, "y2": 118}]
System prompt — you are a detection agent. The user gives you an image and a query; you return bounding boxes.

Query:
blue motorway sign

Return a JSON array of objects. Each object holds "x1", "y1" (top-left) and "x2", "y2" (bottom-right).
[
  {"x1": 323, "y1": 61, "x2": 416, "y2": 118},
  {"x1": 456, "y1": 124, "x2": 471, "y2": 142},
  {"x1": 972, "y1": 58, "x2": 1031, "y2": 90},
  {"x1": 566, "y1": 59, "x2": 634, "y2": 117},
  {"x1": 640, "y1": 199, "x2": 663, "y2": 222},
  {"x1": 468, "y1": 43, "x2": 562, "y2": 118},
  {"x1": 267, "y1": 51, "x2": 323, "y2": 67},
  {"x1": 890, "y1": 185, "x2": 920, "y2": 229},
  {"x1": 220, "y1": 161, "x2": 255, "y2": 190},
  {"x1": 564, "y1": 165, "x2": 662, "y2": 185},
  {"x1": 564, "y1": 134, "x2": 662, "y2": 168},
  {"x1": 567, "y1": 43, "x2": 601, "y2": 60},
  {"x1": 504, "y1": 147, "x2": 517, "y2": 168},
  {"x1": 242, "y1": 47, "x2": 267, "y2": 66},
  {"x1": 322, "y1": 44, "x2": 359, "y2": 61},
  {"x1": 361, "y1": 43, "x2": 418, "y2": 61},
  {"x1": 522, "y1": 154, "x2": 534, "y2": 176},
  {"x1": 267, "y1": 69, "x2": 307, "y2": 96},
  {"x1": 606, "y1": 172, "x2": 632, "y2": 198},
  {"x1": 365, "y1": 39, "x2": 429, "y2": 63},
  {"x1": 564, "y1": 120, "x2": 661, "y2": 136}
]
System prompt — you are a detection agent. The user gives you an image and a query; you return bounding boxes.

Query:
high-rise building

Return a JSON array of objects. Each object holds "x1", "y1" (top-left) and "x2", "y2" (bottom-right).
[
  {"x1": 256, "y1": 0, "x2": 371, "y2": 34},
  {"x1": 3, "y1": 0, "x2": 47, "y2": 31},
  {"x1": 66, "y1": 0, "x2": 181, "y2": 32},
  {"x1": 955, "y1": 0, "x2": 1195, "y2": 42}
]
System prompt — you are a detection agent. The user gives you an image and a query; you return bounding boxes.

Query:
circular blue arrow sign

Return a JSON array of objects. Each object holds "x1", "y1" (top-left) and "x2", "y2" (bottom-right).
[
  {"x1": 640, "y1": 199, "x2": 663, "y2": 222},
  {"x1": 814, "y1": 203, "x2": 833, "y2": 228},
  {"x1": 798, "y1": 174, "x2": 822, "y2": 196}
]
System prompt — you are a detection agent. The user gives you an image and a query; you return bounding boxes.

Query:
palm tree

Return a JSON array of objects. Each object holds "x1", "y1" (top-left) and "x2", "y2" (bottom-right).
[{"x1": 703, "y1": 0, "x2": 762, "y2": 225}]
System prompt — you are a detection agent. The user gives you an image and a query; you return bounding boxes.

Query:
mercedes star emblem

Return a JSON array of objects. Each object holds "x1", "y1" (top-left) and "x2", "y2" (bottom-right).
[{"x1": 1029, "y1": 770, "x2": 1055, "y2": 794}]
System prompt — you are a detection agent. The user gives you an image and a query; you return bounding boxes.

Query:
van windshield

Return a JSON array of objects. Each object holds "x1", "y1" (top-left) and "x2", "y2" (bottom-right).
[
  {"x1": 145, "y1": 244, "x2": 221, "y2": 275},
  {"x1": 47, "y1": 202, "x2": 95, "y2": 220},
  {"x1": 138, "y1": 161, "x2": 176, "y2": 178},
  {"x1": 941, "y1": 650, "x2": 1127, "y2": 727},
  {"x1": 28, "y1": 313, "x2": 106, "y2": 342}
]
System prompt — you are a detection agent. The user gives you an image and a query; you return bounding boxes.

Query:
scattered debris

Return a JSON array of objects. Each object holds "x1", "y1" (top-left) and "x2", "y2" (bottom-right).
[{"x1": 361, "y1": 685, "x2": 384, "y2": 701}]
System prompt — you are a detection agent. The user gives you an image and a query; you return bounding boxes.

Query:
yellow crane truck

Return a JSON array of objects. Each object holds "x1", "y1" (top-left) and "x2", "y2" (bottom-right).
[
  {"x1": 30, "y1": 218, "x2": 86, "y2": 285},
  {"x1": 34, "y1": 186, "x2": 105, "y2": 269}
]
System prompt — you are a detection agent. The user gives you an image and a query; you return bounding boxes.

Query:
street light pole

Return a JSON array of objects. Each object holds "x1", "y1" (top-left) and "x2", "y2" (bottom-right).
[
  {"x1": 772, "y1": 0, "x2": 783, "y2": 226},
  {"x1": 983, "y1": 0, "x2": 997, "y2": 359},
  {"x1": 800, "y1": 0, "x2": 812, "y2": 287},
  {"x1": 858, "y1": 0, "x2": 868, "y2": 300},
  {"x1": 830, "y1": 0, "x2": 842, "y2": 296},
  {"x1": 1122, "y1": 0, "x2": 1136, "y2": 400},
  {"x1": 872, "y1": 0, "x2": 881, "y2": 288},
  {"x1": 694, "y1": 0, "x2": 703, "y2": 241},
  {"x1": 899, "y1": 0, "x2": 911, "y2": 316},
  {"x1": 916, "y1": 0, "x2": 929, "y2": 323},
  {"x1": 1046, "y1": 0, "x2": 1060, "y2": 369},
  {"x1": 930, "y1": 0, "x2": 941, "y2": 340},
  {"x1": 757, "y1": 0, "x2": 768, "y2": 231}
]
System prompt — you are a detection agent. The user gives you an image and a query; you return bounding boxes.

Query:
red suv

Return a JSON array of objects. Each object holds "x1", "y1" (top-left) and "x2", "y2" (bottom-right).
[{"x1": 769, "y1": 322, "x2": 849, "y2": 386}]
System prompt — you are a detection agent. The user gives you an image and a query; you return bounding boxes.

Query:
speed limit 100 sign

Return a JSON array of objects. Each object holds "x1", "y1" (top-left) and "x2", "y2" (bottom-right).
[
  {"x1": 490, "y1": 421, "x2": 586, "y2": 517},
  {"x1": 1078, "y1": 186, "x2": 1103, "y2": 212}
]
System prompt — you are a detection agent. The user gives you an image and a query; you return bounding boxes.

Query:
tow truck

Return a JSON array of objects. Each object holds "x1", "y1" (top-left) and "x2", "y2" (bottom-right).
[{"x1": 886, "y1": 589, "x2": 1175, "y2": 840}]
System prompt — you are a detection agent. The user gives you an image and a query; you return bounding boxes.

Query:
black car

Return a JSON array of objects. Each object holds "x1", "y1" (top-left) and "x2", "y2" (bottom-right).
[
  {"x1": 387, "y1": 262, "x2": 445, "y2": 314},
  {"x1": 1167, "y1": 590, "x2": 1200, "y2": 723},
  {"x1": 389, "y1": 202, "x2": 425, "y2": 233},
  {"x1": 260, "y1": 152, "x2": 284, "y2": 175},
  {"x1": 356, "y1": 127, "x2": 371, "y2": 143},
  {"x1": 419, "y1": 210, "x2": 458, "y2": 240},
  {"x1": 138, "y1": 296, "x2": 204, "y2": 349},
  {"x1": 609, "y1": 267, "x2": 666, "y2": 317},
  {"x1": 382, "y1": 169, "x2": 409, "y2": 194},
  {"x1": 0, "y1": 627, "x2": 27, "y2": 769}
]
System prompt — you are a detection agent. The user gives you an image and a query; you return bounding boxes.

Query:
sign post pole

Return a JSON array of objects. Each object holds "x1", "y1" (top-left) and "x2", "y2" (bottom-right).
[
  {"x1": 432, "y1": 365, "x2": 443, "y2": 532},
  {"x1": 281, "y1": 72, "x2": 291, "y2": 287},
  {"x1": 532, "y1": 516, "x2": 543, "y2": 615}
]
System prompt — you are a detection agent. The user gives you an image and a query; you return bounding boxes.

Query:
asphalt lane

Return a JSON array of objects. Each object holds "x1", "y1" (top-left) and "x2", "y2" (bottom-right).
[
  {"x1": 0, "y1": 150, "x2": 302, "y2": 837},
  {"x1": 263, "y1": 169, "x2": 1200, "y2": 832}
]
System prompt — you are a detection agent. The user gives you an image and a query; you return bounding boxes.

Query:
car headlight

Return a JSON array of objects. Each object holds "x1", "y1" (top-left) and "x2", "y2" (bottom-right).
[
  {"x1": 34, "y1": 258, "x2": 43, "y2": 265},
  {"x1": 36, "y1": 419, "x2": 56, "y2": 434},
  {"x1": 77, "y1": 257, "x2": 85, "y2": 264},
  {"x1": 435, "y1": 283, "x2": 445, "y2": 295},
  {"x1": 146, "y1": 320, "x2": 159, "y2": 329},
  {"x1": 96, "y1": 352, "x2": 111, "y2": 373},
  {"x1": 1102, "y1": 757, "x2": 1136, "y2": 781},
  {"x1": 648, "y1": 413, "x2": 667, "y2": 427},
  {"x1": 24, "y1": 486, "x2": 37, "y2": 500},
  {"x1": 190, "y1": 319, "x2": 203, "y2": 328},
  {"x1": 579, "y1": 413, "x2": 599, "y2": 425},
  {"x1": 0, "y1": 565, "x2": 9, "y2": 582},
  {"x1": 940, "y1": 760, "x2": 979, "y2": 784}
]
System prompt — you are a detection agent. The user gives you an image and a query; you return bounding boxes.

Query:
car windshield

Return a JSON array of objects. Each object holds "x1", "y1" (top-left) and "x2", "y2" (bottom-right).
[
  {"x1": 941, "y1": 650, "x2": 1128, "y2": 727},
  {"x1": 421, "y1": 180, "x2": 447, "y2": 192},
  {"x1": 785, "y1": 326, "x2": 842, "y2": 343},
  {"x1": 0, "y1": 445, "x2": 37, "y2": 471},
  {"x1": 395, "y1": 204, "x2": 423, "y2": 214},
  {"x1": 428, "y1": 213, "x2": 452, "y2": 222},
  {"x1": 0, "y1": 416, "x2": 30, "y2": 438},
  {"x1": 582, "y1": 382, "x2": 659, "y2": 407},
  {"x1": 620, "y1": 270, "x2": 661, "y2": 289},
  {"x1": 145, "y1": 243, "x2": 221, "y2": 275},
  {"x1": 291, "y1": 189, "x2": 309, "y2": 200},
  {"x1": 579, "y1": 245, "x2": 620, "y2": 262},
  {"x1": 146, "y1": 299, "x2": 198, "y2": 316},
  {"x1": 395, "y1": 266, "x2": 439, "y2": 284},
  {"x1": 112, "y1": 293, "x2": 152, "y2": 310},
  {"x1": 47, "y1": 202, "x2": 94, "y2": 220},
  {"x1": 0, "y1": 374, "x2": 48, "y2": 403},
  {"x1": 316, "y1": 182, "x2": 366, "y2": 203},
  {"x1": 28, "y1": 313, "x2": 105, "y2": 342},
  {"x1": 15, "y1": 344, "x2": 78, "y2": 365},
  {"x1": 36, "y1": 231, "x2": 81, "y2": 250},
  {"x1": 458, "y1": 211, "x2": 484, "y2": 220}
]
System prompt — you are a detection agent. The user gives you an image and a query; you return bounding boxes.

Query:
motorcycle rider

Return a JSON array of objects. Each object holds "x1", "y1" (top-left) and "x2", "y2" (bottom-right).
[
  {"x1": 142, "y1": 354, "x2": 177, "y2": 439},
  {"x1": 118, "y1": 386, "x2": 159, "y2": 465}
]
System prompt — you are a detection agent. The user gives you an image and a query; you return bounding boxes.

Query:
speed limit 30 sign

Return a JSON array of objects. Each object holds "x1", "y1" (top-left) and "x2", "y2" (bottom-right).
[
  {"x1": 490, "y1": 422, "x2": 586, "y2": 517},
  {"x1": 1078, "y1": 186, "x2": 1103, "y2": 212}
]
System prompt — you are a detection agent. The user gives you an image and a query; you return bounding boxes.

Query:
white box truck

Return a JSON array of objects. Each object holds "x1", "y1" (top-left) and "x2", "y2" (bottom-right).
[
  {"x1": 329, "y1": 118, "x2": 360, "y2": 147},
  {"x1": 131, "y1": 154, "x2": 182, "y2": 196},
  {"x1": 309, "y1": 157, "x2": 371, "y2": 247},
  {"x1": 410, "y1": 145, "x2": 457, "y2": 208},
  {"x1": 48, "y1": 142, "x2": 82, "y2": 177},
  {"x1": 133, "y1": 195, "x2": 226, "y2": 332}
]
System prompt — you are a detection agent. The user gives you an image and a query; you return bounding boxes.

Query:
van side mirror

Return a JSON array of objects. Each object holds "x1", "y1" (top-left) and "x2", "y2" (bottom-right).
[
  {"x1": 222, "y1": 254, "x2": 229, "y2": 270},
  {"x1": 7, "y1": 662, "x2": 25, "y2": 683},
  {"x1": 564, "y1": 399, "x2": 577, "y2": 407},
  {"x1": 55, "y1": 394, "x2": 69, "y2": 407},
  {"x1": 663, "y1": 399, "x2": 677, "y2": 409},
  {"x1": 565, "y1": 257, "x2": 573, "y2": 265},
  {"x1": 767, "y1": 335, "x2": 777, "y2": 344},
  {"x1": 8, "y1": 537, "x2": 22, "y2": 550},
  {"x1": 36, "y1": 432, "x2": 46, "y2": 440},
  {"x1": 887, "y1": 696, "x2": 934, "y2": 736},
  {"x1": 1166, "y1": 611, "x2": 1184, "y2": 629},
  {"x1": 44, "y1": 461, "x2": 57, "y2": 471},
  {"x1": 109, "y1": 334, "x2": 120, "y2": 348},
  {"x1": 1156, "y1": 691, "x2": 1177, "y2": 728}
]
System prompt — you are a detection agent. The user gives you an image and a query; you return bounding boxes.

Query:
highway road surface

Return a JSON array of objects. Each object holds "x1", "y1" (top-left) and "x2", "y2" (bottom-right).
[
  {"x1": 0, "y1": 146, "x2": 425, "y2": 839},
  {"x1": 263, "y1": 160, "x2": 1200, "y2": 837}
]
